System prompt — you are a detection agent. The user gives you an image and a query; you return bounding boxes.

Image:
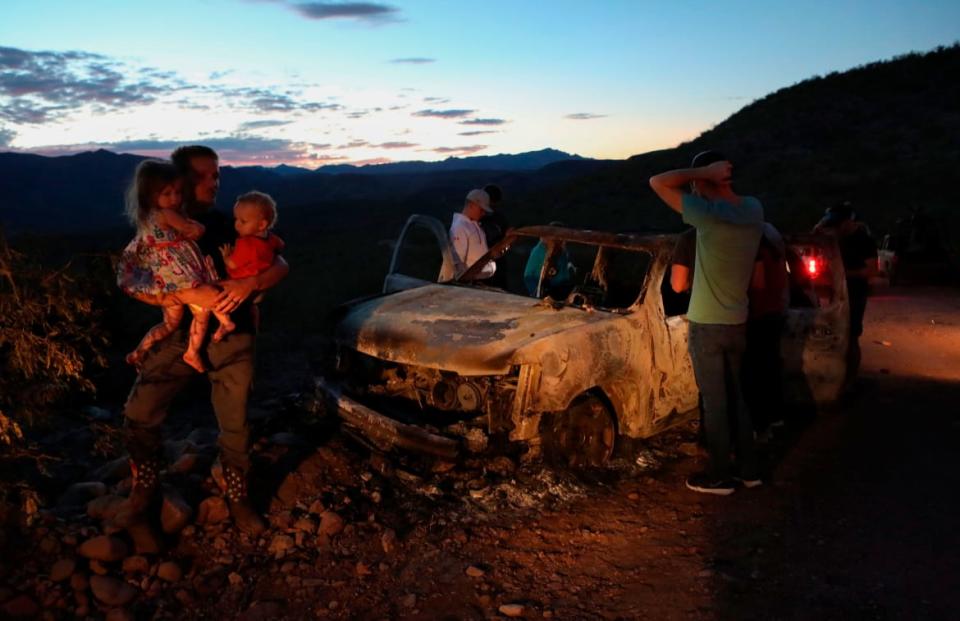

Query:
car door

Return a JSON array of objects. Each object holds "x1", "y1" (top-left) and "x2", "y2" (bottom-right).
[
  {"x1": 383, "y1": 214, "x2": 458, "y2": 294},
  {"x1": 654, "y1": 247, "x2": 700, "y2": 423},
  {"x1": 782, "y1": 233, "x2": 849, "y2": 405}
]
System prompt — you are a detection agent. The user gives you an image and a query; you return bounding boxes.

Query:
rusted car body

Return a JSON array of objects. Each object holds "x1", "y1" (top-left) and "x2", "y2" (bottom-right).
[{"x1": 318, "y1": 216, "x2": 849, "y2": 466}]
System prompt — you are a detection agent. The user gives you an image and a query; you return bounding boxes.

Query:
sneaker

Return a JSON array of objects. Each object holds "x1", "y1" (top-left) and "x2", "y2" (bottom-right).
[
  {"x1": 734, "y1": 476, "x2": 763, "y2": 489},
  {"x1": 685, "y1": 473, "x2": 736, "y2": 496}
]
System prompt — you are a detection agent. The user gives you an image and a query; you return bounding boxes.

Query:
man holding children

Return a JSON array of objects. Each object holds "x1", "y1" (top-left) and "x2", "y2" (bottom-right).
[{"x1": 117, "y1": 145, "x2": 288, "y2": 535}]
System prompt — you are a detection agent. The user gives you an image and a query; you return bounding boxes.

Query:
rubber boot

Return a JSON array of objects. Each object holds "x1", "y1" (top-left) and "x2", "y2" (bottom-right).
[
  {"x1": 224, "y1": 466, "x2": 266, "y2": 536},
  {"x1": 113, "y1": 457, "x2": 162, "y2": 527}
]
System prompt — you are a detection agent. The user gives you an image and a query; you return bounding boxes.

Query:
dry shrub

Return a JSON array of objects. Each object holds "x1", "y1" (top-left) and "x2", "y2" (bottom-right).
[{"x1": 0, "y1": 231, "x2": 107, "y2": 446}]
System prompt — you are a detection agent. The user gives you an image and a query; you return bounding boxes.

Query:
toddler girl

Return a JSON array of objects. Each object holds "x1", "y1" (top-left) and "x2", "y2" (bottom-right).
[{"x1": 116, "y1": 160, "x2": 234, "y2": 372}]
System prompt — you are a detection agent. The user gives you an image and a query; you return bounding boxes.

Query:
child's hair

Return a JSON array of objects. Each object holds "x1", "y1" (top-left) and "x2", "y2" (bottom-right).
[
  {"x1": 125, "y1": 159, "x2": 180, "y2": 227},
  {"x1": 235, "y1": 191, "x2": 278, "y2": 229}
]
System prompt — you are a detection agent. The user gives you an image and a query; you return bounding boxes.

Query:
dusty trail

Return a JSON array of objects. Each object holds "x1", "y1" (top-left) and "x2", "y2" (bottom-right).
[
  {"x1": 355, "y1": 285, "x2": 960, "y2": 620},
  {"x1": 2, "y1": 286, "x2": 958, "y2": 620}
]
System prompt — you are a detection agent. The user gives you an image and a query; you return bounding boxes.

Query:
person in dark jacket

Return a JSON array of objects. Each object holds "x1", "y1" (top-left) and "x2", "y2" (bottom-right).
[{"x1": 814, "y1": 201, "x2": 877, "y2": 384}]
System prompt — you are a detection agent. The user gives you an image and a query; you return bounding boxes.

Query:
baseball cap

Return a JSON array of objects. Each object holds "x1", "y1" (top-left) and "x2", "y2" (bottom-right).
[
  {"x1": 820, "y1": 201, "x2": 856, "y2": 227},
  {"x1": 465, "y1": 189, "x2": 492, "y2": 213}
]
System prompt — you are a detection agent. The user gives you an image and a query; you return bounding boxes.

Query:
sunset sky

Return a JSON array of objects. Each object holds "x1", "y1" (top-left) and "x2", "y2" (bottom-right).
[{"x1": 1, "y1": 0, "x2": 958, "y2": 167}]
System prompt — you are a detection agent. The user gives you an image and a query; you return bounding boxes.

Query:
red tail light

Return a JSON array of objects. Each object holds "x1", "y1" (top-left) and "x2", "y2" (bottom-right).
[{"x1": 806, "y1": 257, "x2": 820, "y2": 278}]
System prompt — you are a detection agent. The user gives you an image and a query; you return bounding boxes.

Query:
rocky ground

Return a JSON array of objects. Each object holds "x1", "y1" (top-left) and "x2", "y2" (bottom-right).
[{"x1": 1, "y1": 286, "x2": 959, "y2": 620}]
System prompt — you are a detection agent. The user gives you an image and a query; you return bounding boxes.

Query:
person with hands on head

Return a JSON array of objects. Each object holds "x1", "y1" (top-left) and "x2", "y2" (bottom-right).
[
  {"x1": 116, "y1": 145, "x2": 288, "y2": 536},
  {"x1": 649, "y1": 151, "x2": 764, "y2": 496}
]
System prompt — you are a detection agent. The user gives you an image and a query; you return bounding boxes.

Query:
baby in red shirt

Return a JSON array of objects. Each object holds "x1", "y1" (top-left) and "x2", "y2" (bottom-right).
[{"x1": 219, "y1": 191, "x2": 285, "y2": 331}]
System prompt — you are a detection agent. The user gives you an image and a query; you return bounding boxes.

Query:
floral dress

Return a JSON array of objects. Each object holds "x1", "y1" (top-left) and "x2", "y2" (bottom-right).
[{"x1": 117, "y1": 210, "x2": 217, "y2": 296}]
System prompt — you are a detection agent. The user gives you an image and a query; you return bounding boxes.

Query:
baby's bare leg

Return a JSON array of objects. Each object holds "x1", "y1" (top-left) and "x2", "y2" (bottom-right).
[
  {"x1": 128, "y1": 305, "x2": 185, "y2": 367},
  {"x1": 182, "y1": 307, "x2": 211, "y2": 373},
  {"x1": 211, "y1": 310, "x2": 236, "y2": 343}
]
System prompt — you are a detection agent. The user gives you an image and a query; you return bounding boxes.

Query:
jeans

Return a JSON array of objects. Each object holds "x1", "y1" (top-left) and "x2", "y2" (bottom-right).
[
  {"x1": 743, "y1": 313, "x2": 785, "y2": 431},
  {"x1": 688, "y1": 321, "x2": 758, "y2": 480},
  {"x1": 123, "y1": 329, "x2": 256, "y2": 472}
]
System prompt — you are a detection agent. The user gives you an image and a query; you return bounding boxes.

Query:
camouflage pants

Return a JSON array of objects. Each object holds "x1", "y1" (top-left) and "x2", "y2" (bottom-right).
[{"x1": 123, "y1": 329, "x2": 255, "y2": 472}]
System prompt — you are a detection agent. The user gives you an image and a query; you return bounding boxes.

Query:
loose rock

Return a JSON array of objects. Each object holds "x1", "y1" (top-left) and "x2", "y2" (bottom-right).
[
  {"x1": 293, "y1": 517, "x2": 316, "y2": 533},
  {"x1": 89, "y1": 575, "x2": 138, "y2": 606},
  {"x1": 160, "y1": 490, "x2": 193, "y2": 534},
  {"x1": 318, "y1": 511, "x2": 344, "y2": 537},
  {"x1": 59, "y1": 482, "x2": 107, "y2": 507},
  {"x1": 126, "y1": 522, "x2": 162, "y2": 555},
  {"x1": 238, "y1": 601, "x2": 283, "y2": 621},
  {"x1": 105, "y1": 608, "x2": 135, "y2": 621},
  {"x1": 122, "y1": 556, "x2": 150, "y2": 575},
  {"x1": 197, "y1": 497, "x2": 230, "y2": 525},
  {"x1": 0, "y1": 594, "x2": 40, "y2": 618},
  {"x1": 70, "y1": 572, "x2": 89, "y2": 592},
  {"x1": 466, "y1": 565, "x2": 485, "y2": 578},
  {"x1": 156, "y1": 561, "x2": 183, "y2": 583},
  {"x1": 77, "y1": 535, "x2": 128, "y2": 562},
  {"x1": 381, "y1": 528, "x2": 397, "y2": 554},
  {"x1": 49, "y1": 558, "x2": 76, "y2": 582},
  {"x1": 499, "y1": 603, "x2": 525, "y2": 617},
  {"x1": 86, "y1": 495, "x2": 126, "y2": 521},
  {"x1": 268, "y1": 534, "x2": 295, "y2": 557}
]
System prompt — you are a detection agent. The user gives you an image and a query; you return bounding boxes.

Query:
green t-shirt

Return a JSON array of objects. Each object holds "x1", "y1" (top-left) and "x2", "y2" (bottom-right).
[{"x1": 682, "y1": 194, "x2": 764, "y2": 325}]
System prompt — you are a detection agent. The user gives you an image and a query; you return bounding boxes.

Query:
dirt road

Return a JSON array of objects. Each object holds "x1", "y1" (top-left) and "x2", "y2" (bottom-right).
[
  {"x1": 3, "y1": 286, "x2": 959, "y2": 620},
  {"x1": 329, "y1": 285, "x2": 959, "y2": 620}
]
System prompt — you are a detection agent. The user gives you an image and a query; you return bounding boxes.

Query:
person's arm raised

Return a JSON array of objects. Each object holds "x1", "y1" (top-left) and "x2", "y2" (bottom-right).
[
  {"x1": 648, "y1": 161, "x2": 732, "y2": 213},
  {"x1": 215, "y1": 255, "x2": 289, "y2": 313}
]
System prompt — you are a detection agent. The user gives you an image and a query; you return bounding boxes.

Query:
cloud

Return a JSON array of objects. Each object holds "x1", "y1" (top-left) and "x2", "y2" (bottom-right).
[
  {"x1": 289, "y1": 2, "x2": 400, "y2": 23},
  {"x1": 0, "y1": 45, "x2": 183, "y2": 124},
  {"x1": 390, "y1": 58, "x2": 435, "y2": 64},
  {"x1": 373, "y1": 141, "x2": 417, "y2": 149},
  {"x1": 0, "y1": 45, "x2": 345, "y2": 127},
  {"x1": 211, "y1": 86, "x2": 342, "y2": 114},
  {"x1": 336, "y1": 139, "x2": 369, "y2": 149},
  {"x1": 457, "y1": 130, "x2": 497, "y2": 136},
  {"x1": 413, "y1": 108, "x2": 475, "y2": 119},
  {"x1": 22, "y1": 135, "x2": 335, "y2": 165},
  {"x1": 0, "y1": 126, "x2": 14, "y2": 147},
  {"x1": 458, "y1": 117, "x2": 507, "y2": 126},
  {"x1": 431, "y1": 145, "x2": 487, "y2": 155},
  {"x1": 564, "y1": 112, "x2": 607, "y2": 120},
  {"x1": 423, "y1": 96, "x2": 449, "y2": 103},
  {"x1": 237, "y1": 119, "x2": 293, "y2": 130}
]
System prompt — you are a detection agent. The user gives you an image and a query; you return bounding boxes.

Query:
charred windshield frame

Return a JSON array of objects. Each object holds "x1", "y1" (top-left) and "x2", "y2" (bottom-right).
[{"x1": 458, "y1": 226, "x2": 655, "y2": 314}]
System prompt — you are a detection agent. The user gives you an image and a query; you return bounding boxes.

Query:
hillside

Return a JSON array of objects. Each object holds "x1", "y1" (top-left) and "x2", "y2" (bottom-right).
[
  {"x1": 518, "y1": 44, "x2": 960, "y2": 236},
  {"x1": 0, "y1": 149, "x2": 589, "y2": 234}
]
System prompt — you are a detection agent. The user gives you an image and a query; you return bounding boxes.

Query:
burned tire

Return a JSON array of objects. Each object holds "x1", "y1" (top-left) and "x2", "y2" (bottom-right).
[{"x1": 542, "y1": 395, "x2": 616, "y2": 468}]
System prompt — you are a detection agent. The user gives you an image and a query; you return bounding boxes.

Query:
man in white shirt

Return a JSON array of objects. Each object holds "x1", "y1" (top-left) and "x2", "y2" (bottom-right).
[{"x1": 450, "y1": 188, "x2": 497, "y2": 280}]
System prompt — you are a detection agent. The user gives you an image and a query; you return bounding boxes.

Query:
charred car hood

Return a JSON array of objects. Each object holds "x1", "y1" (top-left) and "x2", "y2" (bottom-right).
[{"x1": 335, "y1": 284, "x2": 622, "y2": 375}]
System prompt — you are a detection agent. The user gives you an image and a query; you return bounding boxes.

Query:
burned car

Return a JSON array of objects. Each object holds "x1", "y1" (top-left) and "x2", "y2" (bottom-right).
[{"x1": 317, "y1": 216, "x2": 849, "y2": 467}]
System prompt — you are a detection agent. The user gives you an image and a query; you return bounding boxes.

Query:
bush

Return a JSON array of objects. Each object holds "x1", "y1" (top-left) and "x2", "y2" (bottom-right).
[{"x1": 0, "y1": 232, "x2": 107, "y2": 445}]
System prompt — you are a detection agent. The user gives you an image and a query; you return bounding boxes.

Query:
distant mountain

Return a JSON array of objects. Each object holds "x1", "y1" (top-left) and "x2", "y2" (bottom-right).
[
  {"x1": 0, "y1": 148, "x2": 592, "y2": 233},
  {"x1": 4, "y1": 45, "x2": 960, "y2": 241},
  {"x1": 312, "y1": 149, "x2": 585, "y2": 175}
]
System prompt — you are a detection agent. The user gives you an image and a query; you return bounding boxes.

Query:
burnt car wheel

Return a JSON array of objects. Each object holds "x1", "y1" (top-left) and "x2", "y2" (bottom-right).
[{"x1": 543, "y1": 395, "x2": 616, "y2": 468}]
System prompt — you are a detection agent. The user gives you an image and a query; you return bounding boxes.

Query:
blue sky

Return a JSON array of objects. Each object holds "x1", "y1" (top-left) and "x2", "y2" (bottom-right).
[{"x1": 1, "y1": 0, "x2": 958, "y2": 166}]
